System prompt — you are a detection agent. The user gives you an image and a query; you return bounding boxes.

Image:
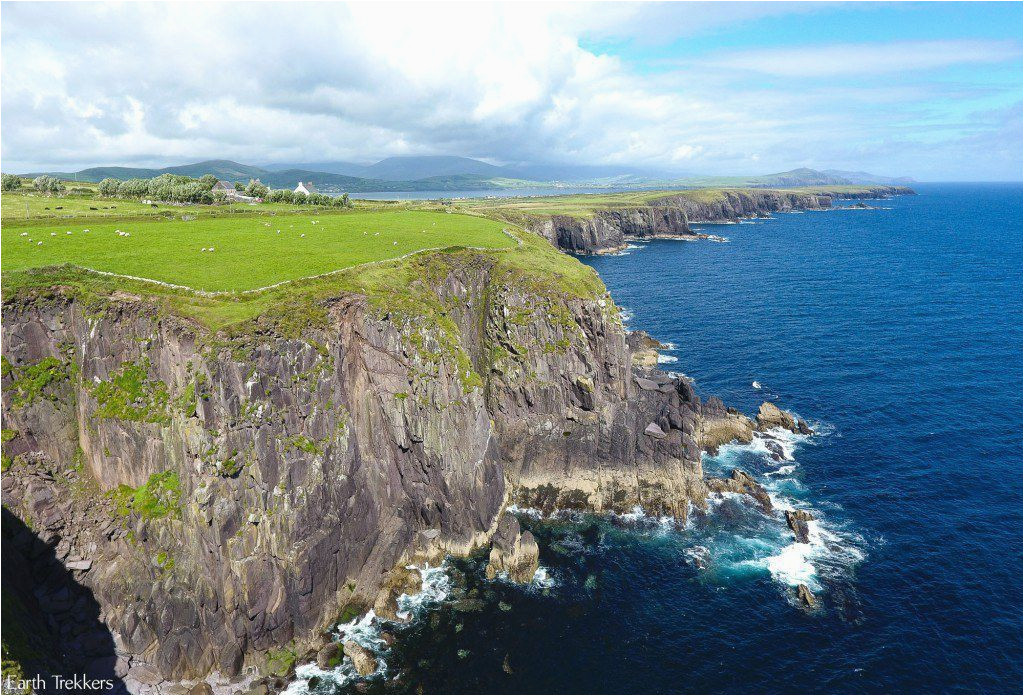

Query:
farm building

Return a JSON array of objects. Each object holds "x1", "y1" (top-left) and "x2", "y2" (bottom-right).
[{"x1": 294, "y1": 181, "x2": 319, "y2": 196}]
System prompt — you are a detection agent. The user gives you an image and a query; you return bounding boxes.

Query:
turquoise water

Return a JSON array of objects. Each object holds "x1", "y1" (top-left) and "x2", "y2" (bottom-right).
[{"x1": 296, "y1": 183, "x2": 1022, "y2": 694}]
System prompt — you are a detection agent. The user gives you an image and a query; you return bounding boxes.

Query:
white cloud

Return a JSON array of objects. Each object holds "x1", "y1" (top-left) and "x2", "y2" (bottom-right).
[{"x1": 0, "y1": 2, "x2": 1020, "y2": 180}]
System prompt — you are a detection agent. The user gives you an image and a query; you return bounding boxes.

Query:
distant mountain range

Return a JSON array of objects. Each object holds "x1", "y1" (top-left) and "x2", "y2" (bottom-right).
[{"x1": 22, "y1": 157, "x2": 914, "y2": 193}]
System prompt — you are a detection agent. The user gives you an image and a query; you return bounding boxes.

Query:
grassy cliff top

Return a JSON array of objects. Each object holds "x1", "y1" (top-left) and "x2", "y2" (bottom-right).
[
  {"x1": 2, "y1": 209, "x2": 515, "y2": 293},
  {"x1": 452, "y1": 184, "x2": 907, "y2": 219},
  {"x1": 1, "y1": 190, "x2": 605, "y2": 332}
]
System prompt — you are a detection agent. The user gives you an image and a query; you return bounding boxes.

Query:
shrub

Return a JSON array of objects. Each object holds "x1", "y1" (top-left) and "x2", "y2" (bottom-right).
[
  {"x1": 1, "y1": 173, "x2": 22, "y2": 191},
  {"x1": 117, "y1": 178, "x2": 150, "y2": 198},
  {"x1": 292, "y1": 191, "x2": 307, "y2": 205},
  {"x1": 98, "y1": 178, "x2": 120, "y2": 196},
  {"x1": 245, "y1": 179, "x2": 269, "y2": 199},
  {"x1": 198, "y1": 174, "x2": 218, "y2": 190},
  {"x1": 32, "y1": 175, "x2": 65, "y2": 194}
]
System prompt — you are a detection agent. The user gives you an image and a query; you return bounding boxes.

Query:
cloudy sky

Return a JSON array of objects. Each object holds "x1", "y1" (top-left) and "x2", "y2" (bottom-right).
[{"x1": 2, "y1": 1, "x2": 1021, "y2": 180}]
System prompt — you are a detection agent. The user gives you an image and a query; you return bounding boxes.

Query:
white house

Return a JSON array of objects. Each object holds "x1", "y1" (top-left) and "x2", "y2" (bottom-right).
[{"x1": 294, "y1": 181, "x2": 318, "y2": 196}]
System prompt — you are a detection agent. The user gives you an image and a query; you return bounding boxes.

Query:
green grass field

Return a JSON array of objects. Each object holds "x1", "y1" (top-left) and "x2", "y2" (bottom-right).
[
  {"x1": 455, "y1": 185, "x2": 895, "y2": 219},
  {"x1": 2, "y1": 210, "x2": 514, "y2": 292}
]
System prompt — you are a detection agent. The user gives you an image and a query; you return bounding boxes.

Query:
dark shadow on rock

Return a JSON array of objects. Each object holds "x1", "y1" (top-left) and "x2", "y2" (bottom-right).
[{"x1": 2, "y1": 506, "x2": 127, "y2": 694}]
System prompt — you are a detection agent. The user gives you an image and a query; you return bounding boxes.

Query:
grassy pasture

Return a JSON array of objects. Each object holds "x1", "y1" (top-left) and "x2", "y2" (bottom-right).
[
  {"x1": 455, "y1": 185, "x2": 891, "y2": 219},
  {"x1": 2, "y1": 210, "x2": 514, "y2": 293}
]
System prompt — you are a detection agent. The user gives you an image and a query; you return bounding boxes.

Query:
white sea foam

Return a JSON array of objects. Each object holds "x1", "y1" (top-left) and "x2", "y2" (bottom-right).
[
  {"x1": 752, "y1": 380, "x2": 762, "y2": 389},
  {"x1": 285, "y1": 563, "x2": 451, "y2": 693},
  {"x1": 657, "y1": 354, "x2": 678, "y2": 364},
  {"x1": 395, "y1": 563, "x2": 451, "y2": 620},
  {"x1": 531, "y1": 566, "x2": 557, "y2": 589}
]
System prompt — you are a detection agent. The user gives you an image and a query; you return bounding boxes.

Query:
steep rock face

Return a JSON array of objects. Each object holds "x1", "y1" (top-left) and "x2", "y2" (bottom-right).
[
  {"x1": 531, "y1": 186, "x2": 913, "y2": 255},
  {"x1": 1, "y1": 256, "x2": 724, "y2": 687},
  {"x1": 650, "y1": 190, "x2": 831, "y2": 222},
  {"x1": 531, "y1": 207, "x2": 694, "y2": 255}
]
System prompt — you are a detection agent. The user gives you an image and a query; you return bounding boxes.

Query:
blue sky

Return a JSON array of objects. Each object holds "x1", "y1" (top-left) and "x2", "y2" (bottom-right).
[{"x1": 2, "y1": 1, "x2": 1021, "y2": 180}]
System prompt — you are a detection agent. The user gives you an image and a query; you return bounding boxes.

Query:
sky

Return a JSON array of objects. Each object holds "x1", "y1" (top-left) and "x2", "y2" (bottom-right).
[{"x1": 1, "y1": 1, "x2": 1021, "y2": 180}]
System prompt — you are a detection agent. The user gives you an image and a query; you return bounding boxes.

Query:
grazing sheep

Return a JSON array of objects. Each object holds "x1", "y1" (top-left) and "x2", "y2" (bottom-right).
[
  {"x1": 201, "y1": 248, "x2": 208, "y2": 252},
  {"x1": 208, "y1": 247, "x2": 215, "y2": 252},
  {"x1": 50, "y1": 232, "x2": 56, "y2": 236},
  {"x1": 37, "y1": 241, "x2": 42, "y2": 246},
  {"x1": 300, "y1": 233, "x2": 306, "y2": 238},
  {"x1": 393, "y1": 241, "x2": 397, "y2": 245},
  {"x1": 19, "y1": 232, "x2": 27, "y2": 236}
]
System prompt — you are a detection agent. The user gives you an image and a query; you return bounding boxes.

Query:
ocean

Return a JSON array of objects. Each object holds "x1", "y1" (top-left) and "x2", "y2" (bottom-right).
[{"x1": 290, "y1": 182, "x2": 1023, "y2": 694}]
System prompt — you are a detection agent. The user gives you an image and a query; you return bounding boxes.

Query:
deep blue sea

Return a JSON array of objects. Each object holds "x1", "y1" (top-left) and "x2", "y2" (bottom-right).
[{"x1": 293, "y1": 183, "x2": 1022, "y2": 694}]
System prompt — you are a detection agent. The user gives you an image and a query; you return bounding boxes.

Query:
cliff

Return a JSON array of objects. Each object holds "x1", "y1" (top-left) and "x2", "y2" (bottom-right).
[
  {"x1": 524, "y1": 185, "x2": 914, "y2": 255},
  {"x1": 0, "y1": 246, "x2": 745, "y2": 691}
]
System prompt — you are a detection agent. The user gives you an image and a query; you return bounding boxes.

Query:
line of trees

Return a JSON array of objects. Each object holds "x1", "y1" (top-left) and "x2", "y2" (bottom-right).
[
  {"x1": 98, "y1": 173, "x2": 217, "y2": 203},
  {"x1": 94, "y1": 174, "x2": 353, "y2": 208}
]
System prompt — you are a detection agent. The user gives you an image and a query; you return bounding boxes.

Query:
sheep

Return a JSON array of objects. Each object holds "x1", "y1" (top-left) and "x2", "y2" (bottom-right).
[
  {"x1": 300, "y1": 233, "x2": 306, "y2": 238},
  {"x1": 393, "y1": 241, "x2": 397, "y2": 246},
  {"x1": 37, "y1": 241, "x2": 42, "y2": 246},
  {"x1": 19, "y1": 232, "x2": 27, "y2": 236},
  {"x1": 208, "y1": 247, "x2": 215, "y2": 252},
  {"x1": 201, "y1": 248, "x2": 208, "y2": 252},
  {"x1": 50, "y1": 232, "x2": 56, "y2": 236}
]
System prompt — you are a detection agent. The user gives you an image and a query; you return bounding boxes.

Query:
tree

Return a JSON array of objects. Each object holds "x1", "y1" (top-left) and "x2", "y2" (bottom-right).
[
  {"x1": 292, "y1": 191, "x2": 307, "y2": 205},
  {"x1": 117, "y1": 178, "x2": 149, "y2": 198},
  {"x1": 212, "y1": 190, "x2": 227, "y2": 204},
  {"x1": 32, "y1": 175, "x2": 66, "y2": 194},
  {"x1": 1, "y1": 173, "x2": 22, "y2": 191},
  {"x1": 198, "y1": 174, "x2": 218, "y2": 190},
  {"x1": 341, "y1": 193, "x2": 351, "y2": 208},
  {"x1": 98, "y1": 178, "x2": 120, "y2": 196},
  {"x1": 245, "y1": 179, "x2": 269, "y2": 199},
  {"x1": 233, "y1": 182, "x2": 245, "y2": 192}
]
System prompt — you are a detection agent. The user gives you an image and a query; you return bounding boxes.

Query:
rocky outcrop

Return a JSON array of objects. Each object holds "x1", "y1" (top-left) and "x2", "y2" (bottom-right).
[
  {"x1": 797, "y1": 583, "x2": 816, "y2": 608},
  {"x1": 531, "y1": 207, "x2": 694, "y2": 255},
  {"x1": 484, "y1": 513, "x2": 539, "y2": 583},
  {"x1": 342, "y1": 641, "x2": 377, "y2": 676},
  {"x1": 372, "y1": 566, "x2": 422, "y2": 621},
  {"x1": 626, "y1": 330, "x2": 665, "y2": 368},
  {"x1": 706, "y1": 469, "x2": 773, "y2": 514},
  {"x1": 785, "y1": 510, "x2": 815, "y2": 544},
  {"x1": 756, "y1": 401, "x2": 811, "y2": 435},
  {"x1": 530, "y1": 186, "x2": 914, "y2": 255},
  {"x1": 0, "y1": 249, "x2": 740, "y2": 687}
]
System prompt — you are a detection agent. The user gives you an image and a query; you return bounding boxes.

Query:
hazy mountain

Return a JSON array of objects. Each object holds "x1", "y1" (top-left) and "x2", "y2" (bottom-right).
[
  {"x1": 261, "y1": 156, "x2": 680, "y2": 183},
  {"x1": 360, "y1": 156, "x2": 507, "y2": 181},
  {"x1": 821, "y1": 169, "x2": 916, "y2": 185},
  {"x1": 260, "y1": 161, "x2": 371, "y2": 176},
  {"x1": 22, "y1": 158, "x2": 913, "y2": 193}
]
